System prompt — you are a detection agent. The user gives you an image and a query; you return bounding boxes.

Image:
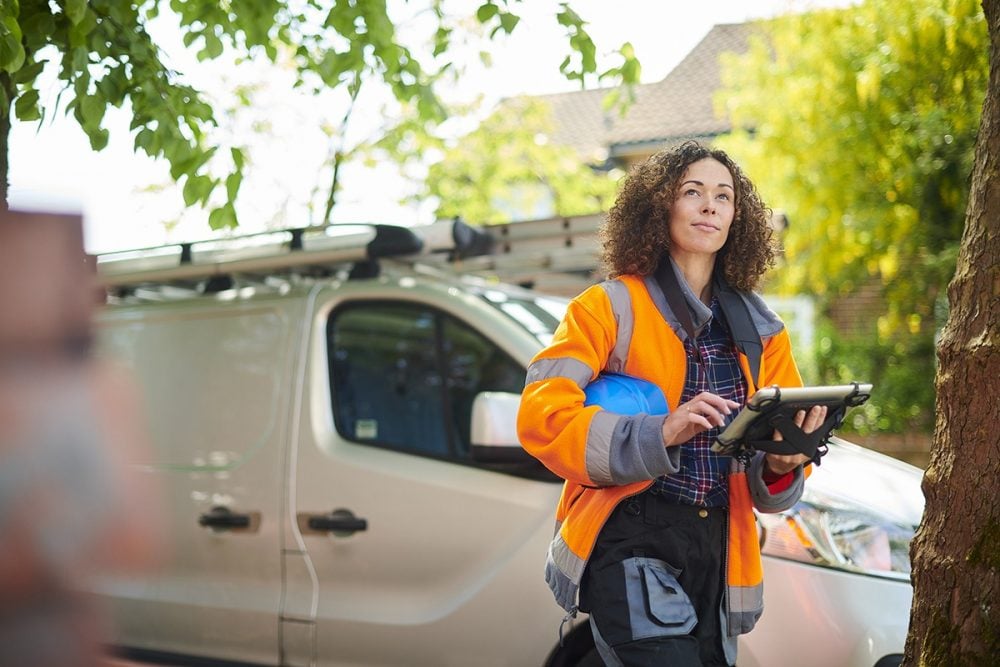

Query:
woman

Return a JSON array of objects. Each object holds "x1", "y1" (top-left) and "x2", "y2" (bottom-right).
[{"x1": 517, "y1": 141, "x2": 826, "y2": 666}]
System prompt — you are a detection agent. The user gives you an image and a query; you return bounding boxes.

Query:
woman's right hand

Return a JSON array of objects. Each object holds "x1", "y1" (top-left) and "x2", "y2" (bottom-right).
[{"x1": 661, "y1": 391, "x2": 740, "y2": 447}]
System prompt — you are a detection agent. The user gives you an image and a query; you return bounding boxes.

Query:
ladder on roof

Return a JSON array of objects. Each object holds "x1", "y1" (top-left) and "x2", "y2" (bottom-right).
[{"x1": 471, "y1": 213, "x2": 605, "y2": 295}]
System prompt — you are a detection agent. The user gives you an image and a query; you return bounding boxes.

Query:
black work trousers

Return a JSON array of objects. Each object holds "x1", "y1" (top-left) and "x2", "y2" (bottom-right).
[{"x1": 579, "y1": 489, "x2": 731, "y2": 667}]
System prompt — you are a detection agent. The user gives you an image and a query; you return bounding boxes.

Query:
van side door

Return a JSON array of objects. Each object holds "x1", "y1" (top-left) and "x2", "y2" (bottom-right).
[{"x1": 283, "y1": 294, "x2": 564, "y2": 666}]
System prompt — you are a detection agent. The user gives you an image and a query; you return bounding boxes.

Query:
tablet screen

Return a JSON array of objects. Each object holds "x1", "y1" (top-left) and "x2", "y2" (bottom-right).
[{"x1": 712, "y1": 383, "x2": 872, "y2": 455}]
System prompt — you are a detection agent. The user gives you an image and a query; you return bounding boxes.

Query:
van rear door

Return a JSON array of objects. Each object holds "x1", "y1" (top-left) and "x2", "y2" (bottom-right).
[{"x1": 98, "y1": 300, "x2": 296, "y2": 664}]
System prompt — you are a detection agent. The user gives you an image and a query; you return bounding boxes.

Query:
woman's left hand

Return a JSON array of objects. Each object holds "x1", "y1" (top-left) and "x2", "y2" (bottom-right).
[{"x1": 764, "y1": 404, "x2": 828, "y2": 476}]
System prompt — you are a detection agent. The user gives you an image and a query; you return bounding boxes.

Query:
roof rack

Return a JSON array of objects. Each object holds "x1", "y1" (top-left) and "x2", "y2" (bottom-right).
[{"x1": 96, "y1": 219, "x2": 494, "y2": 288}]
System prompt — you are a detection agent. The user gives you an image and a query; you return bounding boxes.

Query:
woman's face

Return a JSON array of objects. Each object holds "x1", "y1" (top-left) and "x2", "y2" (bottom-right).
[{"x1": 667, "y1": 157, "x2": 736, "y2": 261}]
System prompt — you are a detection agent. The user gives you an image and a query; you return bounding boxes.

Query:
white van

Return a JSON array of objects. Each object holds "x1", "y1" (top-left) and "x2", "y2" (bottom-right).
[{"x1": 94, "y1": 222, "x2": 923, "y2": 667}]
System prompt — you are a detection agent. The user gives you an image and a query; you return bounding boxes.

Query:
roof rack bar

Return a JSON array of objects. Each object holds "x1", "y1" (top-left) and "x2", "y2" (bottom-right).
[
  {"x1": 98, "y1": 224, "x2": 424, "y2": 287},
  {"x1": 95, "y1": 220, "x2": 496, "y2": 289}
]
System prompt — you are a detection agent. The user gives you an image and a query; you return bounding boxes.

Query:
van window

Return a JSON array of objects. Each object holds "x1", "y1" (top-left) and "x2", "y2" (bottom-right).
[
  {"x1": 328, "y1": 302, "x2": 524, "y2": 461},
  {"x1": 476, "y1": 288, "x2": 568, "y2": 346}
]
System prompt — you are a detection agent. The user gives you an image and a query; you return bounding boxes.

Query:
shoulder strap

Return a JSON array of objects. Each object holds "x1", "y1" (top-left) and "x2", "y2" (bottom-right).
[
  {"x1": 713, "y1": 272, "x2": 763, "y2": 388},
  {"x1": 653, "y1": 258, "x2": 698, "y2": 342}
]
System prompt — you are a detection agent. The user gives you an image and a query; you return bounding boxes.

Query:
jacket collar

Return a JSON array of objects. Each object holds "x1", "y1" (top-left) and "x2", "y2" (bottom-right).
[{"x1": 642, "y1": 257, "x2": 785, "y2": 341}]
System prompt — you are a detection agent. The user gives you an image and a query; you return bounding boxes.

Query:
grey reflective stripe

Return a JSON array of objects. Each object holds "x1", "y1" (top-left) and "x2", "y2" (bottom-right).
[
  {"x1": 546, "y1": 530, "x2": 587, "y2": 611},
  {"x1": 584, "y1": 410, "x2": 620, "y2": 486},
  {"x1": 726, "y1": 583, "x2": 764, "y2": 634},
  {"x1": 599, "y1": 280, "x2": 633, "y2": 373},
  {"x1": 525, "y1": 356, "x2": 593, "y2": 388}
]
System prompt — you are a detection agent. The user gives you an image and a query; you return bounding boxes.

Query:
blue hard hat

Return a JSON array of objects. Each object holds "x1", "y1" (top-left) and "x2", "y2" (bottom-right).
[{"x1": 583, "y1": 373, "x2": 669, "y2": 415}]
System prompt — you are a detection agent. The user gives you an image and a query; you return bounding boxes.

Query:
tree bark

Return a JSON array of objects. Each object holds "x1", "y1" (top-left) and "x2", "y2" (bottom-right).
[
  {"x1": 903, "y1": 0, "x2": 1000, "y2": 664},
  {"x1": 0, "y1": 71, "x2": 13, "y2": 211}
]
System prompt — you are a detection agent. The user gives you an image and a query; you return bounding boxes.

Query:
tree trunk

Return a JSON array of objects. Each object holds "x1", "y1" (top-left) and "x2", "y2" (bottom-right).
[
  {"x1": 903, "y1": 0, "x2": 1000, "y2": 664},
  {"x1": 0, "y1": 71, "x2": 13, "y2": 211}
]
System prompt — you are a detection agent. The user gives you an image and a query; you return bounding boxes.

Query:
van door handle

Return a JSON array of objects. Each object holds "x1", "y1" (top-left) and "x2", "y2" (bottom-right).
[
  {"x1": 198, "y1": 506, "x2": 260, "y2": 533},
  {"x1": 298, "y1": 508, "x2": 368, "y2": 536}
]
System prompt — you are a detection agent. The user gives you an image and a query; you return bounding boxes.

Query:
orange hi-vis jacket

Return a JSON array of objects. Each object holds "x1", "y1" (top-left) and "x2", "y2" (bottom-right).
[{"x1": 517, "y1": 270, "x2": 806, "y2": 641}]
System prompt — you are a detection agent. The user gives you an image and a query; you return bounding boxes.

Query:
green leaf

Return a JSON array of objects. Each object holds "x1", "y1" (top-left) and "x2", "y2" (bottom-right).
[
  {"x1": 188, "y1": 145, "x2": 218, "y2": 173},
  {"x1": 20, "y1": 10, "x2": 57, "y2": 50},
  {"x1": 0, "y1": 17, "x2": 26, "y2": 73},
  {"x1": 65, "y1": 0, "x2": 87, "y2": 25},
  {"x1": 207, "y1": 206, "x2": 226, "y2": 228},
  {"x1": 476, "y1": 2, "x2": 498, "y2": 23},
  {"x1": 182, "y1": 174, "x2": 214, "y2": 206},
  {"x1": 67, "y1": 7, "x2": 97, "y2": 51},
  {"x1": 198, "y1": 32, "x2": 224, "y2": 61},
  {"x1": 498, "y1": 12, "x2": 520, "y2": 34},
  {"x1": 432, "y1": 26, "x2": 451, "y2": 57},
  {"x1": 14, "y1": 88, "x2": 41, "y2": 121},
  {"x1": 79, "y1": 93, "x2": 106, "y2": 125},
  {"x1": 134, "y1": 127, "x2": 156, "y2": 154},
  {"x1": 364, "y1": 10, "x2": 395, "y2": 47},
  {"x1": 97, "y1": 70, "x2": 126, "y2": 106},
  {"x1": 556, "y1": 6, "x2": 582, "y2": 27},
  {"x1": 225, "y1": 171, "x2": 242, "y2": 201},
  {"x1": 619, "y1": 44, "x2": 641, "y2": 84},
  {"x1": 71, "y1": 46, "x2": 88, "y2": 72},
  {"x1": 88, "y1": 126, "x2": 109, "y2": 151},
  {"x1": 12, "y1": 58, "x2": 45, "y2": 86},
  {"x1": 208, "y1": 203, "x2": 238, "y2": 230},
  {"x1": 578, "y1": 39, "x2": 596, "y2": 74},
  {"x1": 168, "y1": 147, "x2": 197, "y2": 180},
  {"x1": 230, "y1": 147, "x2": 245, "y2": 170}
]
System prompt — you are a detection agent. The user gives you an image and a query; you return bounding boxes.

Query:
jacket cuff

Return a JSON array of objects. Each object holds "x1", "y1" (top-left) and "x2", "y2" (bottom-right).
[
  {"x1": 595, "y1": 413, "x2": 680, "y2": 486},
  {"x1": 642, "y1": 414, "x2": 681, "y2": 474},
  {"x1": 748, "y1": 451, "x2": 804, "y2": 513}
]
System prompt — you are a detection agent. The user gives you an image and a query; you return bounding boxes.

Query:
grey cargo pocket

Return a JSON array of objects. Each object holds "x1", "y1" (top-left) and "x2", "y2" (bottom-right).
[{"x1": 624, "y1": 557, "x2": 697, "y2": 641}]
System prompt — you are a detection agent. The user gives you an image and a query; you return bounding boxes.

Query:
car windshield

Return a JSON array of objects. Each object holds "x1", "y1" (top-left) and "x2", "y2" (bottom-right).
[{"x1": 476, "y1": 288, "x2": 568, "y2": 346}]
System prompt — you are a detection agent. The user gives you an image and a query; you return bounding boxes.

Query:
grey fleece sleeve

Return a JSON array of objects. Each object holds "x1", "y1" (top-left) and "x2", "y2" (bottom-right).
[
  {"x1": 748, "y1": 451, "x2": 805, "y2": 513},
  {"x1": 585, "y1": 412, "x2": 682, "y2": 486}
]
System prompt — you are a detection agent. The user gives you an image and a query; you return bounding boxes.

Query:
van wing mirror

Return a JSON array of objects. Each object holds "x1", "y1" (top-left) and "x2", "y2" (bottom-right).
[
  {"x1": 470, "y1": 391, "x2": 522, "y2": 452},
  {"x1": 470, "y1": 392, "x2": 559, "y2": 482}
]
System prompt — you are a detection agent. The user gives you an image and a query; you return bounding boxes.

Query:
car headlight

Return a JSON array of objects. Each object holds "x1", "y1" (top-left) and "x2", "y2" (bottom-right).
[{"x1": 759, "y1": 494, "x2": 916, "y2": 581}]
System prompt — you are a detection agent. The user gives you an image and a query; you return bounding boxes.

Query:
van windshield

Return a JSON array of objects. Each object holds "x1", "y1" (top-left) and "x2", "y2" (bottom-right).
[{"x1": 476, "y1": 288, "x2": 568, "y2": 346}]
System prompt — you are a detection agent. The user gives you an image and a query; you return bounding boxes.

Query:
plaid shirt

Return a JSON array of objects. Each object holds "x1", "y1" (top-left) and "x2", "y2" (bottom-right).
[{"x1": 653, "y1": 298, "x2": 747, "y2": 507}]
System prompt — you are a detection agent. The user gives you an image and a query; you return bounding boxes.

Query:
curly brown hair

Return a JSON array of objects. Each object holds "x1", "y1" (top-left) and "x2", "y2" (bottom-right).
[{"x1": 599, "y1": 141, "x2": 776, "y2": 291}]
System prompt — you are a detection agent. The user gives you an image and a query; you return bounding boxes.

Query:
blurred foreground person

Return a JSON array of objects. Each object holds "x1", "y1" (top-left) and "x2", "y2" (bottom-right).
[{"x1": 0, "y1": 211, "x2": 161, "y2": 667}]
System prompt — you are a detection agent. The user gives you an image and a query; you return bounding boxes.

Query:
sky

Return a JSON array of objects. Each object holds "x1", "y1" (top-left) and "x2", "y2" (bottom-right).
[{"x1": 9, "y1": 0, "x2": 840, "y2": 253}]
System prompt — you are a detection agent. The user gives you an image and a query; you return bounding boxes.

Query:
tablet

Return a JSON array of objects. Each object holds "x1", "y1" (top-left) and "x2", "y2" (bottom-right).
[{"x1": 712, "y1": 382, "x2": 872, "y2": 457}]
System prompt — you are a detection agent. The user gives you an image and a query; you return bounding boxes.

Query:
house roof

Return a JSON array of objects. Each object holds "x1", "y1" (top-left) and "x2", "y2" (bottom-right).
[{"x1": 533, "y1": 22, "x2": 757, "y2": 161}]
